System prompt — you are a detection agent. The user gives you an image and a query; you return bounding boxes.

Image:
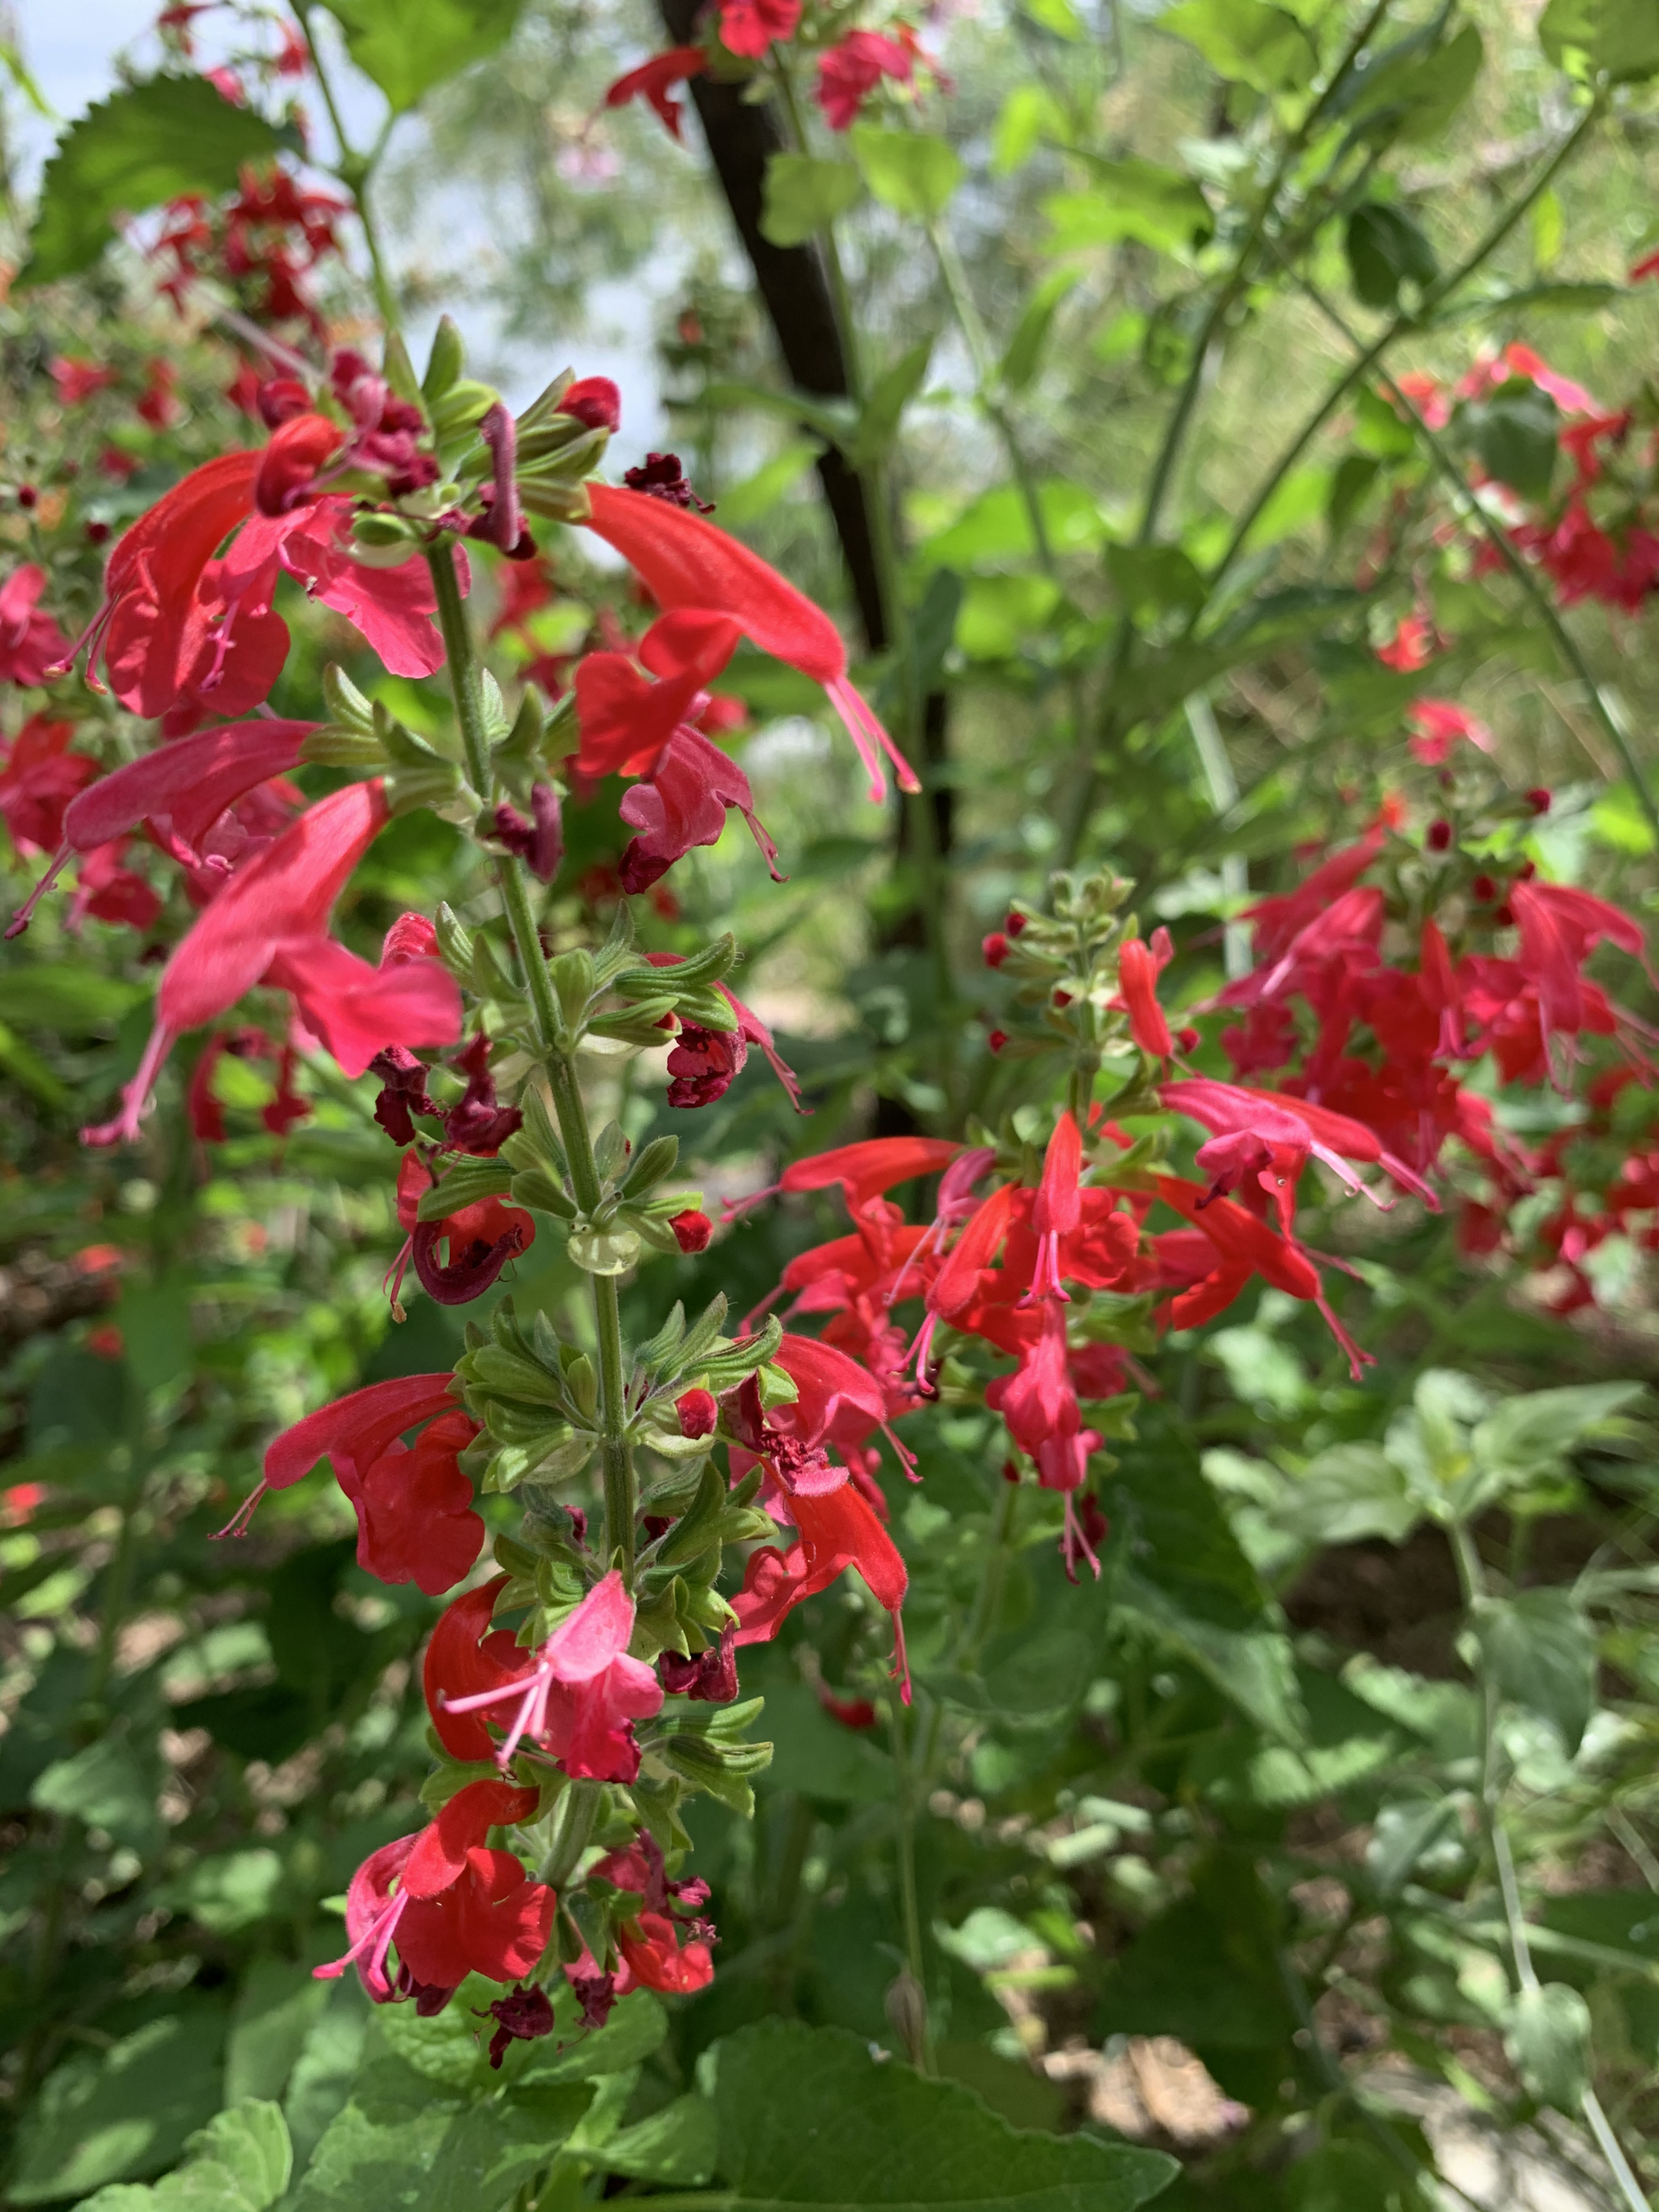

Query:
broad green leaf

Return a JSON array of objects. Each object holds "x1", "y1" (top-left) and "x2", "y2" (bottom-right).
[
  {"x1": 708, "y1": 2020, "x2": 1175, "y2": 2208},
  {"x1": 1505, "y1": 1982, "x2": 1592, "y2": 2110},
  {"x1": 1044, "y1": 159, "x2": 1213, "y2": 258},
  {"x1": 317, "y1": 0, "x2": 526, "y2": 111},
  {"x1": 717, "y1": 441, "x2": 824, "y2": 526},
  {"x1": 1105, "y1": 541, "x2": 1207, "y2": 621},
  {"x1": 1344, "y1": 201, "x2": 1438, "y2": 308},
  {"x1": 80, "y1": 2102, "x2": 293, "y2": 2212},
  {"x1": 1023, "y1": 0, "x2": 1083, "y2": 38},
  {"x1": 759, "y1": 153, "x2": 863, "y2": 248},
  {"x1": 182, "y1": 1849, "x2": 286, "y2": 1936},
  {"x1": 20, "y1": 77, "x2": 300, "y2": 287},
  {"x1": 847, "y1": 336, "x2": 936, "y2": 468},
  {"x1": 992, "y1": 83, "x2": 1066, "y2": 173},
  {"x1": 1464, "y1": 378, "x2": 1560, "y2": 502},
  {"x1": 1470, "y1": 1382, "x2": 1642, "y2": 1492},
  {"x1": 1366, "y1": 1797, "x2": 1465, "y2": 1897},
  {"x1": 10, "y1": 2011, "x2": 228, "y2": 2203},
  {"x1": 748, "y1": 1661, "x2": 894, "y2": 1801},
  {"x1": 1285, "y1": 2138, "x2": 1401, "y2": 2212},
  {"x1": 1274, "y1": 1443, "x2": 1422, "y2": 1545},
  {"x1": 514, "y1": 1989, "x2": 667, "y2": 2083},
  {"x1": 999, "y1": 271, "x2": 1080, "y2": 392},
  {"x1": 919, "y1": 479, "x2": 1105, "y2": 568},
  {"x1": 1336, "y1": 21, "x2": 1484, "y2": 143},
  {"x1": 585, "y1": 2096, "x2": 717, "y2": 2185},
  {"x1": 956, "y1": 574, "x2": 1062, "y2": 659},
  {"x1": 32, "y1": 1731, "x2": 164, "y2": 1855},
  {"x1": 1, "y1": 967, "x2": 145, "y2": 1028},
  {"x1": 0, "y1": 1016, "x2": 69, "y2": 1105},
  {"x1": 1475, "y1": 1589, "x2": 1597, "y2": 1754},
  {"x1": 1158, "y1": 0, "x2": 1318, "y2": 91},
  {"x1": 1540, "y1": 0, "x2": 1659, "y2": 81},
  {"x1": 28, "y1": 1342, "x2": 136, "y2": 1455},
  {"x1": 226, "y1": 1959, "x2": 331, "y2": 2108},
  {"x1": 1192, "y1": 1662, "x2": 1399, "y2": 1809},
  {"x1": 849, "y1": 124, "x2": 964, "y2": 220}
]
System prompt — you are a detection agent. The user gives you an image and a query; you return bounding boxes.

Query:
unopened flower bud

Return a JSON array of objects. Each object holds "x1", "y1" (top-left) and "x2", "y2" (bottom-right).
[
  {"x1": 1006, "y1": 910, "x2": 1026, "y2": 936},
  {"x1": 1472, "y1": 874, "x2": 1497, "y2": 903},
  {"x1": 987, "y1": 1029, "x2": 1008, "y2": 1054},
  {"x1": 1427, "y1": 819, "x2": 1452, "y2": 851},
  {"x1": 85, "y1": 519, "x2": 110, "y2": 546},
  {"x1": 1053, "y1": 988, "x2": 1071, "y2": 1006},
  {"x1": 1526, "y1": 787, "x2": 1552, "y2": 814},
  {"x1": 559, "y1": 375, "x2": 622, "y2": 434},
  {"x1": 16, "y1": 484, "x2": 35, "y2": 509},
  {"x1": 1495, "y1": 901, "x2": 1515, "y2": 928},
  {"x1": 1177, "y1": 1026, "x2": 1201, "y2": 1053},
  {"x1": 676, "y1": 1387, "x2": 718, "y2": 1439},
  {"x1": 981, "y1": 931, "x2": 1009, "y2": 968},
  {"x1": 1517, "y1": 858, "x2": 1537, "y2": 881},
  {"x1": 670, "y1": 1208, "x2": 712, "y2": 1253}
]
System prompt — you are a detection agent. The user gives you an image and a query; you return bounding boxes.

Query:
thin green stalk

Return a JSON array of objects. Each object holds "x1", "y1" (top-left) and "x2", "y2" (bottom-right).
[
  {"x1": 86, "y1": 1464, "x2": 144, "y2": 1717},
  {"x1": 542, "y1": 1778, "x2": 602, "y2": 1886},
  {"x1": 1203, "y1": 98, "x2": 1601, "y2": 611},
  {"x1": 425, "y1": 543, "x2": 637, "y2": 1570},
  {"x1": 1452, "y1": 1520, "x2": 1652, "y2": 2212},
  {"x1": 886, "y1": 1683, "x2": 935, "y2": 2073},
  {"x1": 1281, "y1": 262, "x2": 1659, "y2": 844},
  {"x1": 291, "y1": 0, "x2": 399, "y2": 330}
]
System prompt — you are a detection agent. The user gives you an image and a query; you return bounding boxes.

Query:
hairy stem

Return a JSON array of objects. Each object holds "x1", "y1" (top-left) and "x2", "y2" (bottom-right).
[{"x1": 426, "y1": 543, "x2": 637, "y2": 1573}]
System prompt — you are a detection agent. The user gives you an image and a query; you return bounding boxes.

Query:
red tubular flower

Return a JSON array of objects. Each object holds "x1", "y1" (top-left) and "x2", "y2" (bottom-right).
[
  {"x1": 659, "y1": 1628, "x2": 738, "y2": 1702},
  {"x1": 396, "y1": 1149, "x2": 536, "y2": 1307},
  {"x1": 254, "y1": 408, "x2": 344, "y2": 515},
  {"x1": 8, "y1": 718, "x2": 315, "y2": 936},
  {"x1": 1161, "y1": 1077, "x2": 1436, "y2": 1222},
  {"x1": 1155, "y1": 1172, "x2": 1371, "y2": 1377},
  {"x1": 580, "y1": 484, "x2": 916, "y2": 801},
  {"x1": 670, "y1": 1208, "x2": 712, "y2": 1252},
  {"x1": 425, "y1": 1574, "x2": 521, "y2": 1762},
  {"x1": 732, "y1": 1478, "x2": 909, "y2": 1694},
  {"x1": 1117, "y1": 930, "x2": 1175, "y2": 1056},
  {"x1": 84, "y1": 782, "x2": 462, "y2": 1146},
  {"x1": 574, "y1": 609, "x2": 742, "y2": 779},
  {"x1": 494, "y1": 783, "x2": 564, "y2": 883},
  {"x1": 676, "y1": 1386, "x2": 718, "y2": 1436},
  {"x1": 0, "y1": 566, "x2": 71, "y2": 684},
  {"x1": 619, "y1": 725, "x2": 782, "y2": 889},
  {"x1": 1407, "y1": 698, "x2": 1494, "y2": 765},
  {"x1": 619, "y1": 1911, "x2": 716, "y2": 1992},
  {"x1": 815, "y1": 29, "x2": 913, "y2": 129},
  {"x1": 1510, "y1": 880, "x2": 1652, "y2": 1060},
  {"x1": 436, "y1": 1569, "x2": 664, "y2": 1781},
  {"x1": 316, "y1": 1778, "x2": 552, "y2": 2006},
  {"x1": 51, "y1": 357, "x2": 118, "y2": 406},
  {"x1": 646, "y1": 951, "x2": 808, "y2": 1113},
  {"x1": 603, "y1": 46, "x2": 709, "y2": 142},
  {"x1": 1029, "y1": 1111, "x2": 1082, "y2": 1301},
  {"x1": 733, "y1": 1135, "x2": 960, "y2": 1225},
  {"x1": 0, "y1": 717, "x2": 95, "y2": 858},
  {"x1": 248, "y1": 1373, "x2": 484, "y2": 1592}
]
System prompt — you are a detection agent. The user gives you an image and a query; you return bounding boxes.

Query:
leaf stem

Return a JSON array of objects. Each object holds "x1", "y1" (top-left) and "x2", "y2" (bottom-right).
[
  {"x1": 886, "y1": 1681, "x2": 935, "y2": 2073},
  {"x1": 425, "y1": 543, "x2": 636, "y2": 1573},
  {"x1": 291, "y1": 0, "x2": 400, "y2": 331}
]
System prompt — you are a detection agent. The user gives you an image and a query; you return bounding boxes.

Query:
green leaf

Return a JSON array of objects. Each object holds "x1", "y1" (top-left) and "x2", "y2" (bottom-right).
[
  {"x1": 1105, "y1": 541, "x2": 1207, "y2": 621},
  {"x1": 1023, "y1": 0, "x2": 1084, "y2": 38},
  {"x1": 20, "y1": 77, "x2": 301, "y2": 287},
  {"x1": 1094, "y1": 1851, "x2": 1296, "y2": 2072},
  {"x1": 1158, "y1": 0, "x2": 1318, "y2": 91},
  {"x1": 1344, "y1": 201, "x2": 1438, "y2": 308},
  {"x1": 182, "y1": 1848, "x2": 286, "y2": 1935},
  {"x1": 1470, "y1": 1382, "x2": 1642, "y2": 1494},
  {"x1": 708, "y1": 2020, "x2": 1175, "y2": 2208},
  {"x1": 1, "y1": 967, "x2": 146, "y2": 1028},
  {"x1": 31, "y1": 1731, "x2": 165, "y2": 1855},
  {"x1": 80, "y1": 2102, "x2": 293, "y2": 2212},
  {"x1": 1540, "y1": 0, "x2": 1659, "y2": 81},
  {"x1": 999, "y1": 271, "x2": 1079, "y2": 392},
  {"x1": 956, "y1": 575, "x2": 1062, "y2": 660},
  {"x1": 1464, "y1": 377, "x2": 1561, "y2": 502},
  {"x1": 1505, "y1": 1982, "x2": 1592, "y2": 2110},
  {"x1": 849, "y1": 123, "x2": 964, "y2": 220},
  {"x1": 718, "y1": 441, "x2": 824, "y2": 526},
  {"x1": 226, "y1": 1960, "x2": 331, "y2": 2108},
  {"x1": 1275, "y1": 1443, "x2": 1422, "y2": 1545},
  {"x1": 992, "y1": 83, "x2": 1067, "y2": 173},
  {"x1": 847, "y1": 337, "x2": 935, "y2": 467},
  {"x1": 1044, "y1": 160, "x2": 1214, "y2": 258},
  {"x1": 1285, "y1": 2138, "x2": 1402, "y2": 2212},
  {"x1": 1336, "y1": 21, "x2": 1484, "y2": 143},
  {"x1": 759, "y1": 153, "x2": 864, "y2": 247},
  {"x1": 586, "y1": 2096, "x2": 717, "y2": 2184},
  {"x1": 1475, "y1": 1589, "x2": 1597, "y2": 1755},
  {"x1": 0, "y1": 1016, "x2": 69, "y2": 1106},
  {"x1": 10, "y1": 2011, "x2": 229, "y2": 2203},
  {"x1": 317, "y1": 0, "x2": 527, "y2": 111}
]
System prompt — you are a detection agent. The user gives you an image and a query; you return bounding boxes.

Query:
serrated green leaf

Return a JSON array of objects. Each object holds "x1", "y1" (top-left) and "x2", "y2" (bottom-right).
[
  {"x1": 849, "y1": 123, "x2": 964, "y2": 219},
  {"x1": 1158, "y1": 0, "x2": 1318, "y2": 92},
  {"x1": 759, "y1": 153, "x2": 864, "y2": 247},
  {"x1": 317, "y1": 0, "x2": 527, "y2": 111},
  {"x1": 21, "y1": 77, "x2": 301, "y2": 286}
]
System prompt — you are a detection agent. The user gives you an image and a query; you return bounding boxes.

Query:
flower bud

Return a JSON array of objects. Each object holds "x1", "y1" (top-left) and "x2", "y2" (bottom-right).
[
  {"x1": 1472, "y1": 874, "x2": 1497, "y2": 903},
  {"x1": 675, "y1": 1388, "x2": 718, "y2": 1439},
  {"x1": 981, "y1": 931, "x2": 1009, "y2": 968},
  {"x1": 670, "y1": 1208, "x2": 713, "y2": 1253},
  {"x1": 559, "y1": 375, "x2": 622, "y2": 434},
  {"x1": 1006, "y1": 910, "x2": 1026, "y2": 936},
  {"x1": 1526, "y1": 787, "x2": 1552, "y2": 814},
  {"x1": 987, "y1": 1029, "x2": 1007, "y2": 1054},
  {"x1": 1427, "y1": 819, "x2": 1452, "y2": 852},
  {"x1": 257, "y1": 376, "x2": 312, "y2": 428}
]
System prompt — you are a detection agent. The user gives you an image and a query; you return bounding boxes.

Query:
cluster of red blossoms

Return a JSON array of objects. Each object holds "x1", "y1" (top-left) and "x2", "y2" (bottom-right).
[
  {"x1": 603, "y1": 0, "x2": 936, "y2": 146},
  {"x1": 150, "y1": 167, "x2": 349, "y2": 338}
]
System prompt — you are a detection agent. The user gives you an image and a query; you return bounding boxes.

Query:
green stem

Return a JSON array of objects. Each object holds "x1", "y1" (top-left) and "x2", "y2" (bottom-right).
[
  {"x1": 886, "y1": 1683, "x2": 934, "y2": 2073},
  {"x1": 542, "y1": 1778, "x2": 602, "y2": 1887},
  {"x1": 291, "y1": 1, "x2": 399, "y2": 330},
  {"x1": 86, "y1": 1467, "x2": 143, "y2": 1717},
  {"x1": 1203, "y1": 98, "x2": 1600, "y2": 612},
  {"x1": 1281, "y1": 258, "x2": 1659, "y2": 844},
  {"x1": 425, "y1": 543, "x2": 637, "y2": 1572}
]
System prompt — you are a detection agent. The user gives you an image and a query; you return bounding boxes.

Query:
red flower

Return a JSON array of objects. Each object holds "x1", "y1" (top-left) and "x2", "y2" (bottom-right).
[
  {"x1": 84, "y1": 783, "x2": 462, "y2": 1146},
  {"x1": 0, "y1": 717, "x2": 95, "y2": 858},
  {"x1": 619, "y1": 1910, "x2": 716, "y2": 1992},
  {"x1": 603, "y1": 46, "x2": 709, "y2": 142},
  {"x1": 560, "y1": 375, "x2": 622, "y2": 433},
  {"x1": 394, "y1": 1149, "x2": 536, "y2": 1307},
  {"x1": 669, "y1": 1208, "x2": 712, "y2": 1252},
  {"x1": 574, "y1": 609, "x2": 742, "y2": 779},
  {"x1": 1377, "y1": 613, "x2": 1434, "y2": 670},
  {"x1": 1161, "y1": 1077, "x2": 1436, "y2": 1226},
  {"x1": 50, "y1": 357, "x2": 117, "y2": 406},
  {"x1": 435, "y1": 1569, "x2": 664, "y2": 1781},
  {"x1": 732, "y1": 1478, "x2": 910, "y2": 1694},
  {"x1": 815, "y1": 29, "x2": 912, "y2": 129},
  {"x1": 646, "y1": 951, "x2": 807, "y2": 1113},
  {"x1": 717, "y1": 0, "x2": 799, "y2": 55},
  {"x1": 619, "y1": 724, "x2": 781, "y2": 888},
  {"x1": 1407, "y1": 698, "x2": 1494, "y2": 765},
  {"x1": 580, "y1": 484, "x2": 916, "y2": 801},
  {"x1": 316, "y1": 1778, "x2": 553, "y2": 2005},
  {"x1": 1117, "y1": 930, "x2": 1175, "y2": 1055},
  {"x1": 425, "y1": 1576, "x2": 521, "y2": 1762},
  {"x1": 252, "y1": 1374, "x2": 484, "y2": 1592},
  {"x1": 8, "y1": 717, "x2": 314, "y2": 936},
  {"x1": 0, "y1": 566, "x2": 71, "y2": 686}
]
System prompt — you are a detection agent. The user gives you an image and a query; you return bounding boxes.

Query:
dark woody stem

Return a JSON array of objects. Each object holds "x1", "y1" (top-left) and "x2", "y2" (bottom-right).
[{"x1": 426, "y1": 543, "x2": 638, "y2": 1576}]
